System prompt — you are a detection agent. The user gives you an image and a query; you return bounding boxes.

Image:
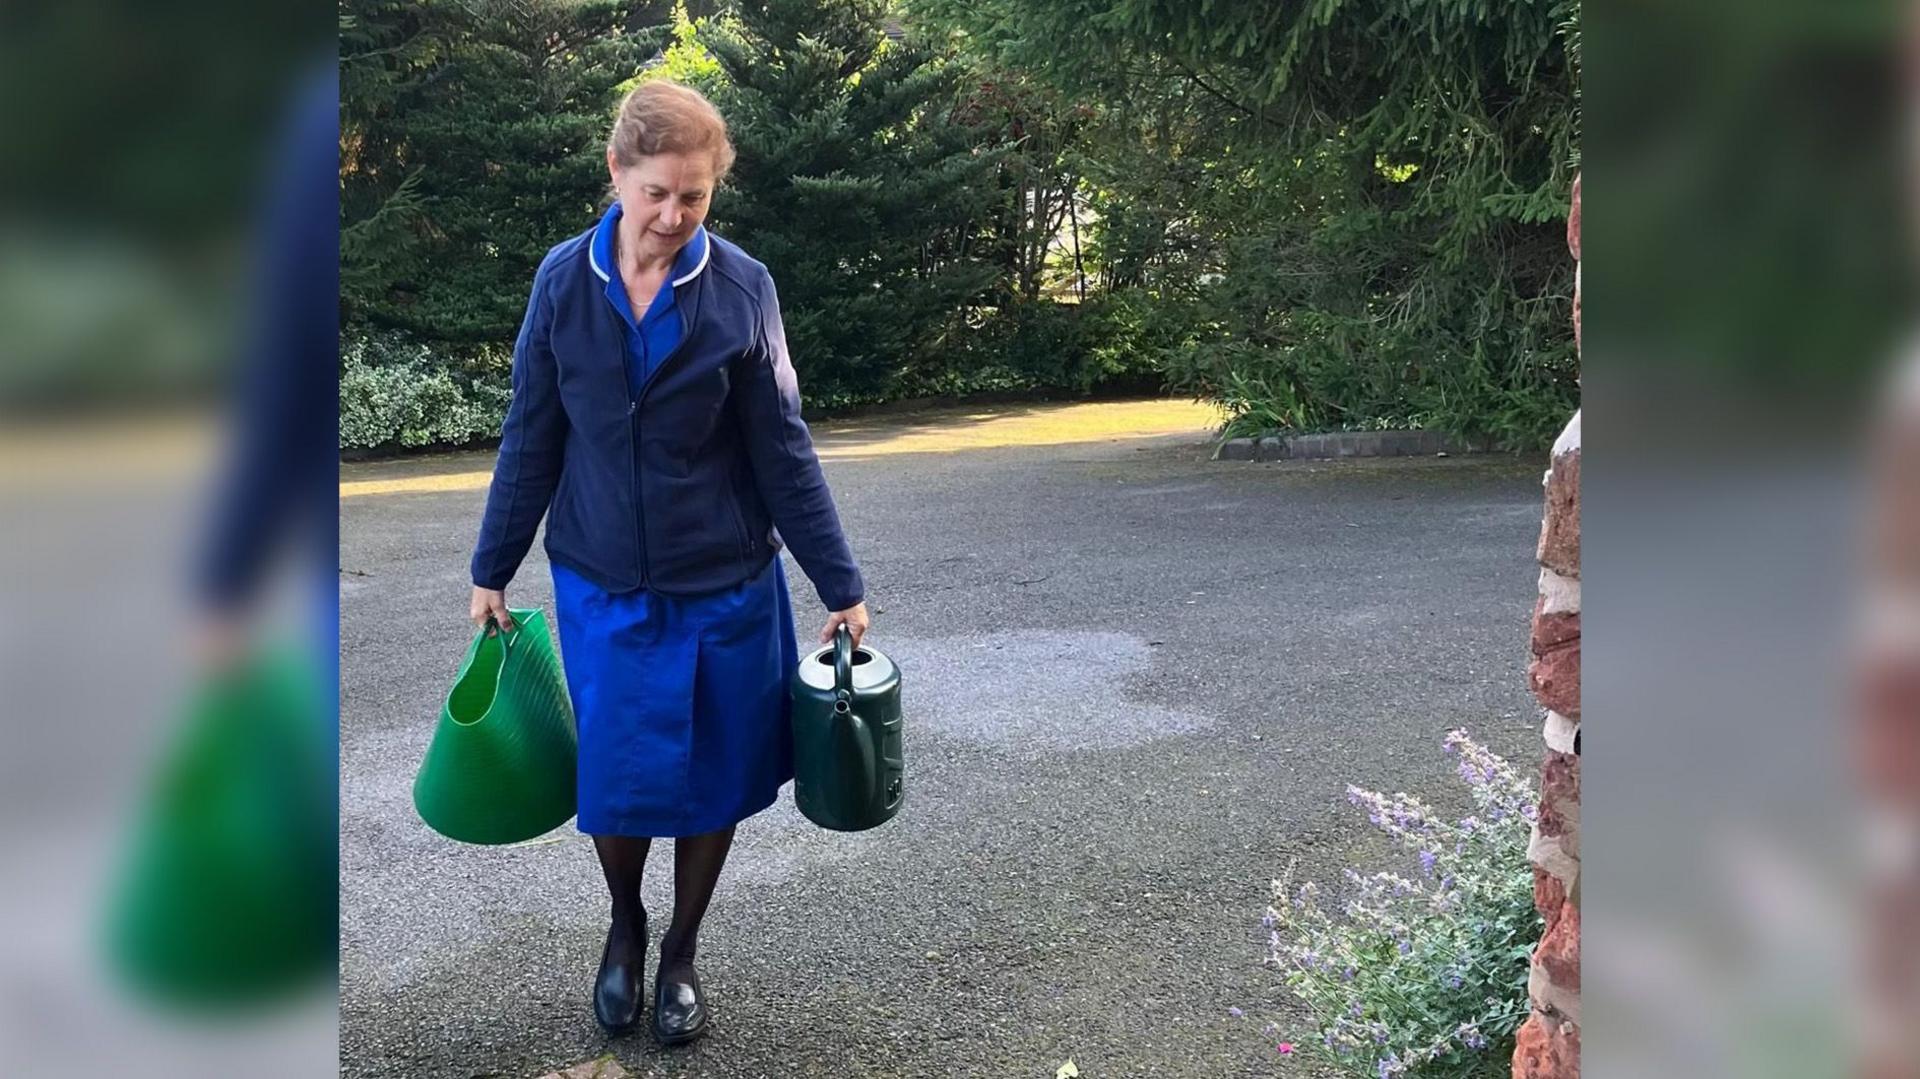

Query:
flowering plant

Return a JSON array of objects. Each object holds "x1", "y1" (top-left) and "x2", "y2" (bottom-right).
[{"x1": 1264, "y1": 730, "x2": 1540, "y2": 1078}]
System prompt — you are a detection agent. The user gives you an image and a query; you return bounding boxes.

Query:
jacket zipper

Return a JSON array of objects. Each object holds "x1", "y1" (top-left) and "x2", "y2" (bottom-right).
[
  {"x1": 625, "y1": 265, "x2": 705, "y2": 588},
  {"x1": 613, "y1": 299, "x2": 646, "y2": 589},
  {"x1": 630, "y1": 301, "x2": 692, "y2": 590},
  {"x1": 628, "y1": 396, "x2": 645, "y2": 588}
]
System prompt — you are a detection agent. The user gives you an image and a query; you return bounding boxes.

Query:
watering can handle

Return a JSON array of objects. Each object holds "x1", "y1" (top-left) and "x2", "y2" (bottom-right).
[{"x1": 833, "y1": 622, "x2": 854, "y2": 701}]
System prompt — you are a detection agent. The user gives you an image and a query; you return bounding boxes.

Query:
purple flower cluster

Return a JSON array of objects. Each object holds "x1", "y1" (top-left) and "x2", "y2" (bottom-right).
[
  {"x1": 1257, "y1": 730, "x2": 1531, "y2": 1079},
  {"x1": 1443, "y1": 728, "x2": 1537, "y2": 821},
  {"x1": 1345, "y1": 786, "x2": 1442, "y2": 843}
]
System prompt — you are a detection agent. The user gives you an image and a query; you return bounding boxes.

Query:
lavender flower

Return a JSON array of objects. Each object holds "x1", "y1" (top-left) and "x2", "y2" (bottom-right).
[{"x1": 1272, "y1": 730, "x2": 1531, "y2": 1078}]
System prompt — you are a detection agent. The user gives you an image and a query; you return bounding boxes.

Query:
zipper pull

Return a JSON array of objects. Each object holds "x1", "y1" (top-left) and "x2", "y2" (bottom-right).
[{"x1": 628, "y1": 400, "x2": 637, "y2": 416}]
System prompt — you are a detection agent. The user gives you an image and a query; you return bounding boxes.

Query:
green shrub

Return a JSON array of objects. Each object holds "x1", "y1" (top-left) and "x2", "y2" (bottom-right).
[
  {"x1": 1262, "y1": 731, "x2": 1540, "y2": 1078},
  {"x1": 898, "y1": 295, "x2": 1167, "y2": 403},
  {"x1": 338, "y1": 327, "x2": 510, "y2": 452}
]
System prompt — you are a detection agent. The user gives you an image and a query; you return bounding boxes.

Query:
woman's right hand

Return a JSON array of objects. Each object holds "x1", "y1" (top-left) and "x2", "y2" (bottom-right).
[{"x1": 470, "y1": 586, "x2": 514, "y2": 634}]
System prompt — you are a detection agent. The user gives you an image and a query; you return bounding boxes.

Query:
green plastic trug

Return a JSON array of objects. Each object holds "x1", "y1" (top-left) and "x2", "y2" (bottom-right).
[
  {"x1": 104, "y1": 642, "x2": 337, "y2": 1007},
  {"x1": 414, "y1": 608, "x2": 578, "y2": 846}
]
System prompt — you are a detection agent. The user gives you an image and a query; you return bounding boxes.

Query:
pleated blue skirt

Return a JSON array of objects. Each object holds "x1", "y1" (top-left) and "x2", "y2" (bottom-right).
[{"x1": 550, "y1": 555, "x2": 798, "y2": 837}]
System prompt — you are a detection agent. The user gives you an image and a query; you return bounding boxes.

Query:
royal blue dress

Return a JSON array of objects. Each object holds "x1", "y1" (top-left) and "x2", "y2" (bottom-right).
[{"x1": 552, "y1": 207, "x2": 800, "y2": 838}]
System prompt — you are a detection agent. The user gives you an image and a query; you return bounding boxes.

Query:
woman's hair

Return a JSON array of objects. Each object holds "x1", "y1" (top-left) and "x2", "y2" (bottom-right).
[{"x1": 607, "y1": 79, "x2": 736, "y2": 180}]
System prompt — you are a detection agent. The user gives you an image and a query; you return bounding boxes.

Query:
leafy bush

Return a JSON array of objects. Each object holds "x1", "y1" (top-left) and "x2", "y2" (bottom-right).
[
  {"x1": 896, "y1": 295, "x2": 1167, "y2": 403},
  {"x1": 339, "y1": 327, "x2": 510, "y2": 452},
  {"x1": 1158, "y1": 299, "x2": 1578, "y2": 449},
  {"x1": 1263, "y1": 731, "x2": 1540, "y2": 1078}
]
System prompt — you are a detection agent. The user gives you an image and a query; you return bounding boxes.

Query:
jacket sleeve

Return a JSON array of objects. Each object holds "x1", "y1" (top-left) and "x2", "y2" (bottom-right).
[
  {"x1": 731, "y1": 274, "x2": 865, "y2": 612},
  {"x1": 194, "y1": 64, "x2": 337, "y2": 614},
  {"x1": 470, "y1": 257, "x2": 566, "y2": 590}
]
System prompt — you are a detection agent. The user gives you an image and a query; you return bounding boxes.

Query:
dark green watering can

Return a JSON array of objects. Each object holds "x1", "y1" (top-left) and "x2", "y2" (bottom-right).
[{"x1": 792, "y1": 624, "x2": 902, "y2": 831}]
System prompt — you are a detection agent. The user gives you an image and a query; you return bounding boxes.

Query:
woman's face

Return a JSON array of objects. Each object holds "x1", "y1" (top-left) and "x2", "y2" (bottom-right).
[{"x1": 607, "y1": 149, "x2": 716, "y2": 264}]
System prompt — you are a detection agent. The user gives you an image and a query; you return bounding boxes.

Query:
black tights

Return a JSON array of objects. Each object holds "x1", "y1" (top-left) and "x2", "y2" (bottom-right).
[{"x1": 591, "y1": 826, "x2": 736, "y2": 979}]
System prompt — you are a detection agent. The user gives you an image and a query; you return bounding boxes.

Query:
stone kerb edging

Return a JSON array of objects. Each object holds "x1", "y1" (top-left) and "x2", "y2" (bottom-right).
[{"x1": 1212, "y1": 429, "x2": 1484, "y2": 461}]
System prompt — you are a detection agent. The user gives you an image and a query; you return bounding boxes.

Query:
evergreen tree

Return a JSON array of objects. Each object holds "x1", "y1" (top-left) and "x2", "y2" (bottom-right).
[
  {"x1": 341, "y1": 0, "x2": 671, "y2": 342},
  {"x1": 698, "y1": 0, "x2": 999, "y2": 407},
  {"x1": 911, "y1": 0, "x2": 1583, "y2": 448}
]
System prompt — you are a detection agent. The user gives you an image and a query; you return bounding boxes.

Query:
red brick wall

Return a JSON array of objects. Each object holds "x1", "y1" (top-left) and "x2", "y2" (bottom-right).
[{"x1": 1515, "y1": 174, "x2": 1581, "y2": 1079}]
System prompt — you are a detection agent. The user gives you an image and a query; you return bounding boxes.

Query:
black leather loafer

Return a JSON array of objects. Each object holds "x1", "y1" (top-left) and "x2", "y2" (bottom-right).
[
  {"x1": 651, "y1": 966, "x2": 709, "y2": 1045},
  {"x1": 592, "y1": 920, "x2": 645, "y2": 1035}
]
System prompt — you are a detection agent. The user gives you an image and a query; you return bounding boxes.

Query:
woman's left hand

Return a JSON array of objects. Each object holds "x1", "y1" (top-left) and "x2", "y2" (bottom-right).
[{"x1": 820, "y1": 602, "x2": 870, "y2": 648}]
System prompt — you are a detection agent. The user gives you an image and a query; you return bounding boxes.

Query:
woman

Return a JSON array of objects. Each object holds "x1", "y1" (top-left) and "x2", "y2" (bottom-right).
[{"x1": 466, "y1": 79, "x2": 869, "y2": 1044}]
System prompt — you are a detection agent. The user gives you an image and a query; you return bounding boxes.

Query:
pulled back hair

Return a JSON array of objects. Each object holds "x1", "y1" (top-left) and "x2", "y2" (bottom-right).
[{"x1": 607, "y1": 79, "x2": 736, "y2": 180}]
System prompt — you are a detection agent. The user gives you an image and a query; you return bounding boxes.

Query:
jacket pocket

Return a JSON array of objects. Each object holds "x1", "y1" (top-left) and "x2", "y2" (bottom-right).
[{"x1": 726, "y1": 488, "x2": 752, "y2": 562}]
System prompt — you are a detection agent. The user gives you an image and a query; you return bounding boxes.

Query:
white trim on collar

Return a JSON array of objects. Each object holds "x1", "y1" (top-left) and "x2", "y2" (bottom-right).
[
  {"x1": 591, "y1": 220, "x2": 707, "y2": 287},
  {"x1": 672, "y1": 227, "x2": 710, "y2": 287}
]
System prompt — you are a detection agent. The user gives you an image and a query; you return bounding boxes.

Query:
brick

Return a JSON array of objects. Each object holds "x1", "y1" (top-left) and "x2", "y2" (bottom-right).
[
  {"x1": 1512, "y1": 1011, "x2": 1580, "y2": 1079},
  {"x1": 1537, "y1": 449, "x2": 1581, "y2": 577},
  {"x1": 1533, "y1": 865, "x2": 1566, "y2": 914},
  {"x1": 1537, "y1": 751, "x2": 1581, "y2": 850},
  {"x1": 1256, "y1": 436, "x2": 1288, "y2": 460},
  {"x1": 1856, "y1": 651, "x2": 1920, "y2": 797},
  {"x1": 1531, "y1": 602, "x2": 1581, "y2": 654},
  {"x1": 1534, "y1": 897, "x2": 1580, "y2": 995},
  {"x1": 1569, "y1": 176, "x2": 1582, "y2": 355},
  {"x1": 1567, "y1": 174, "x2": 1581, "y2": 261},
  {"x1": 1529, "y1": 641, "x2": 1581, "y2": 717}
]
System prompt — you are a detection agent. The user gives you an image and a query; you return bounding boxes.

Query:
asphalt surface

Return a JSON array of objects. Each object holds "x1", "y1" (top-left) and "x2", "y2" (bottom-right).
[{"x1": 340, "y1": 401, "x2": 1548, "y2": 1079}]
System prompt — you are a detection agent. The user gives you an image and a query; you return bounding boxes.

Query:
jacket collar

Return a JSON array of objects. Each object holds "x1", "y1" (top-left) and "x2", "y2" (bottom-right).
[{"x1": 588, "y1": 202, "x2": 710, "y2": 288}]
